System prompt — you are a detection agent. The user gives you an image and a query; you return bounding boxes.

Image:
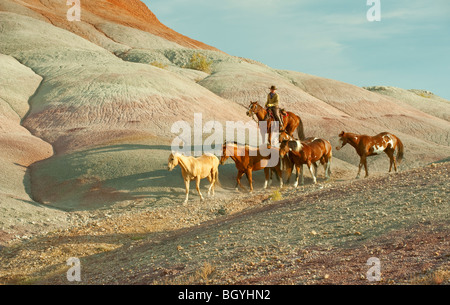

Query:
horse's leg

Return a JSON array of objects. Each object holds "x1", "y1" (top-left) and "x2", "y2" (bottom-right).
[
  {"x1": 385, "y1": 149, "x2": 397, "y2": 173},
  {"x1": 388, "y1": 151, "x2": 393, "y2": 173},
  {"x1": 207, "y1": 171, "x2": 214, "y2": 196},
  {"x1": 196, "y1": 176, "x2": 204, "y2": 201},
  {"x1": 264, "y1": 168, "x2": 270, "y2": 189},
  {"x1": 285, "y1": 157, "x2": 293, "y2": 185},
  {"x1": 183, "y1": 179, "x2": 190, "y2": 205},
  {"x1": 236, "y1": 170, "x2": 245, "y2": 191},
  {"x1": 266, "y1": 169, "x2": 273, "y2": 187},
  {"x1": 363, "y1": 156, "x2": 369, "y2": 178},
  {"x1": 320, "y1": 158, "x2": 327, "y2": 179},
  {"x1": 246, "y1": 169, "x2": 253, "y2": 192},
  {"x1": 274, "y1": 167, "x2": 283, "y2": 188},
  {"x1": 325, "y1": 156, "x2": 332, "y2": 180},
  {"x1": 308, "y1": 161, "x2": 317, "y2": 184},
  {"x1": 393, "y1": 154, "x2": 398, "y2": 172},
  {"x1": 356, "y1": 156, "x2": 364, "y2": 179},
  {"x1": 300, "y1": 164, "x2": 305, "y2": 185},
  {"x1": 293, "y1": 165, "x2": 300, "y2": 188}
]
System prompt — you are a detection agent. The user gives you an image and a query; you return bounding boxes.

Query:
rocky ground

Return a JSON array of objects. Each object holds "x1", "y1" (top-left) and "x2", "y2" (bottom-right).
[
  {"x1": 0, "y1": 161, "x2": 448, "y2": 285},
  {"x1": 0, "y1": 0, "x2": 449, "y2": 287}
]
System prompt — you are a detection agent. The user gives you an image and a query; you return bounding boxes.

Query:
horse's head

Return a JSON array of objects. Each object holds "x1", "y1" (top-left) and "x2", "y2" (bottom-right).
[
  {"x1": 279, "y1": 131, "x2": 292, "y2": 143},
  {"x1": 167, "y1": 153, "x2": 179, "y2": 171},
  {"x1": 220, "y1": 143, "x2": 230, "y2": 165},
  {"x1": 336, "y1": 131, "x2": 347, "y2": 150},
  {"x1": 246, "y1": 101, "x2": 260, "y2": 118},
  {"x1": 279, "y1": 140, "x2": 290, "y2": 158},
  {"x1": 279, "y1": 139, "x2": 302, "y2": 158}
]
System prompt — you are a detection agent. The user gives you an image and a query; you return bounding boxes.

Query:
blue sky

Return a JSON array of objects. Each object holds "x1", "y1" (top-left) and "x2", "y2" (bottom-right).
[{"x1": 143, "y1": 0, "x2": 450, "y2": 99}]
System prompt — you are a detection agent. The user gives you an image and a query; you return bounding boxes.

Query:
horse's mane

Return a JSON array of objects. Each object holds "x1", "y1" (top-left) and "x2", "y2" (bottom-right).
[{"x1": 224, "y1": 141, "x2": 257, "y2": 149}]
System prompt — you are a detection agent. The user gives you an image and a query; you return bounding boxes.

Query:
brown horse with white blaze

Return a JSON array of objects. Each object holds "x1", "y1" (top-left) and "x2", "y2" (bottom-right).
[
  {"x1": 336, "y1": 131, "x2": 404, "y2": 178},
  {"x1": 220, "y1": 142, "x2": 282, "y2": 192},
  {"x1": 280, "y1": 138, "x2": 333, "y2": 186},
  {"x1": 246, "y1": 101, "x2": 305, "y2": 142}
]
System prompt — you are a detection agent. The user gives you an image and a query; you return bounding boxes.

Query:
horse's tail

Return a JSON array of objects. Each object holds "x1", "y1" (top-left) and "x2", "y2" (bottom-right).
[
  {"x1": 395, "y1": 136, "x2": 404, "y2": 164},
  {"x1": 214, "y1": 168, "x2": 222, "y2": 188},
  {"x1": 297, "y1": 117, "x2": 306, "y2": 141}
]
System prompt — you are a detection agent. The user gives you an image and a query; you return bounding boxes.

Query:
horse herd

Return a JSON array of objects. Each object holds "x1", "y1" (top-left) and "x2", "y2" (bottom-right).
[{"x1": 168, "y1": 101, "x2": 404, "y2": 204}]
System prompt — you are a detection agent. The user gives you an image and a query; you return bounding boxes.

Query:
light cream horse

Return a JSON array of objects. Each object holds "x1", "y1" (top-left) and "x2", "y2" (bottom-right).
[{"x1": 167, "y1": 152, "x2": 220, "y2": 205}]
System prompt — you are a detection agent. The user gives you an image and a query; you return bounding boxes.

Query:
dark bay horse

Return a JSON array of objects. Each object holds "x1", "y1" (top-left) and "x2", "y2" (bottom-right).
[
  {"x1": 280, "y1": 138, "x2": 333, "y2": 186},
  {"x1": 220, "y1": 142, "x2": 282, "y2": 192},
  {"x1": 246, "y1": 101, "x2": 305, "y2": 142},
  {"x1": 336, "y1": 131, "x2": 404, "y2": 178}
]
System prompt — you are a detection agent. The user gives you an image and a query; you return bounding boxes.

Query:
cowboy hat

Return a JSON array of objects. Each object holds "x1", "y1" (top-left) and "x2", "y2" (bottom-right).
[{"x1": 269, "y1": 85, "x2": 277, "y2": 90}]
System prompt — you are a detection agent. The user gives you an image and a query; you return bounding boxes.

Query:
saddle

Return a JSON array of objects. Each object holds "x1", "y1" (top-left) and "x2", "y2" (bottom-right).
[{"x1": 266, "y1": 108, "x2": 288, "y2": 120}]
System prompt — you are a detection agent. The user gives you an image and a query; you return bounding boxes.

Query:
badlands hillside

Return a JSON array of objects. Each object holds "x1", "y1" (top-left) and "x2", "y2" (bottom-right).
[{"x1": 0, "y1": 0, "x2": 449, "y2": 285}]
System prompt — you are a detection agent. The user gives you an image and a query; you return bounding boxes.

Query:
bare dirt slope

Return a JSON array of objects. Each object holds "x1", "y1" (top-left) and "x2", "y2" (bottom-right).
[{"x1": 0, "y1": 162, "x2": 448, "y2": 285}]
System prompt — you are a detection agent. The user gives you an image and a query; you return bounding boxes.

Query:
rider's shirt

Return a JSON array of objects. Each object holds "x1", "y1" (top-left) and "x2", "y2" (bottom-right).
[{"x1": 266, "y1": 93, "x2": 279, "y2": 108}]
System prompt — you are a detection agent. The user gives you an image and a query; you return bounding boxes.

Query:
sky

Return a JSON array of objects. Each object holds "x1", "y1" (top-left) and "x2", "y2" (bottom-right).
[{"x1": 143, "y1": 0, "x2": 450, "y2": 99}]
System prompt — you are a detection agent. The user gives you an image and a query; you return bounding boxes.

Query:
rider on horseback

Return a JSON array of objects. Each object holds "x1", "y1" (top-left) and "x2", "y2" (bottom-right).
[{"x1": 265, "y1": 85, "x2": 284, "y2": 131}]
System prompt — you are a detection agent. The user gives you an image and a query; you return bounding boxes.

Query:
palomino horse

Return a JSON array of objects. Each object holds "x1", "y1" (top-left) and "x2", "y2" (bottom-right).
[
  {"x1": 280, "y1": 138, "x2": 333, "y2": 186},
  {"x1": 336, "y1": 131, "x2": 404, "y2": 178},
  {"x1": 167, "y1": 152, "x2": 220, "y2": 204},
  {"x1": 220, "y1": 142, "x2": 283, "y2": 192},
  {"x1": 246, "y1": 101, "x2": 305, "y2": 142}
]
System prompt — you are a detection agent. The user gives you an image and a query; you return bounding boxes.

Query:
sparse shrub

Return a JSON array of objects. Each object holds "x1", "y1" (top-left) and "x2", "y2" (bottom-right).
[
  {"x1": 186, "y1": 53, "x2": 213, "y2": 74},
  {"x1": 417, "y1": 92, "x2": 432, "y2": 98},
  {"x1": 150, "y1": 61, "x2": 168, "y2": 69},
  {"x1": 195, "y1": 262, "x2": 216, "y2": 284},
  {"x1": 270, "y1": 189, "x2": 283, "y2": 201},
  {"x1": 217, "y1": 207, "x2": 227, "y2": 215},
  {"x1": 411, "y1": 269, "x2": 450, "y2": 285}
]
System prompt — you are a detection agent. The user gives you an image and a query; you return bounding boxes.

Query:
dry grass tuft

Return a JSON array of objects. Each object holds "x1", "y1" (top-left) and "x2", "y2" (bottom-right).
[
  {"x1": 150, "y1": 61, "x2": 168, "y2": 69},
  {"x1": 270, "y1": 189, "x2": 283, "y2": 201},
  {"x1": 195, "y1": 262, "x2": 216, "y2": 284},
  {"x1": 410, "y1": 268, "x2": 450, "y2": 285},
  {"x1": 186, "y1": 53, "x2": 213, "y2": 74}
]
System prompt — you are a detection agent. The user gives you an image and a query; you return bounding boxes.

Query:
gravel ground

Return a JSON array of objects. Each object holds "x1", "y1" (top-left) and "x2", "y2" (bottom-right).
[{"x1": 0, "y1": 162, "x2": 448, "y2": 285}]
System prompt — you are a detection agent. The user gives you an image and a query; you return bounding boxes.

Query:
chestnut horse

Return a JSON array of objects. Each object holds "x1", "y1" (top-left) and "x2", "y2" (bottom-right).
[
  {"x1": 336, "y1": 131, "x2": 404, "y2": 178},
  {"x1": 280, "y1": 138, "x2": 332, "y2": 186},
  {"x1": 246, "y1": 101, "x2": 305, "y2": 142},
  {"x1": 167, "y1": 152, "x2": 220, "y2": 204},
  {"x1": 220, "y1": 142, "x2": 282, "y2": 192}
]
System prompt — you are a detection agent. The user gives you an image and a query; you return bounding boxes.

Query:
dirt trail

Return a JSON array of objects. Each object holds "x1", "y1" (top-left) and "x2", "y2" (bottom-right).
[{"x1": 0, "y1": 162, "x2": 448, "y2": 285}]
